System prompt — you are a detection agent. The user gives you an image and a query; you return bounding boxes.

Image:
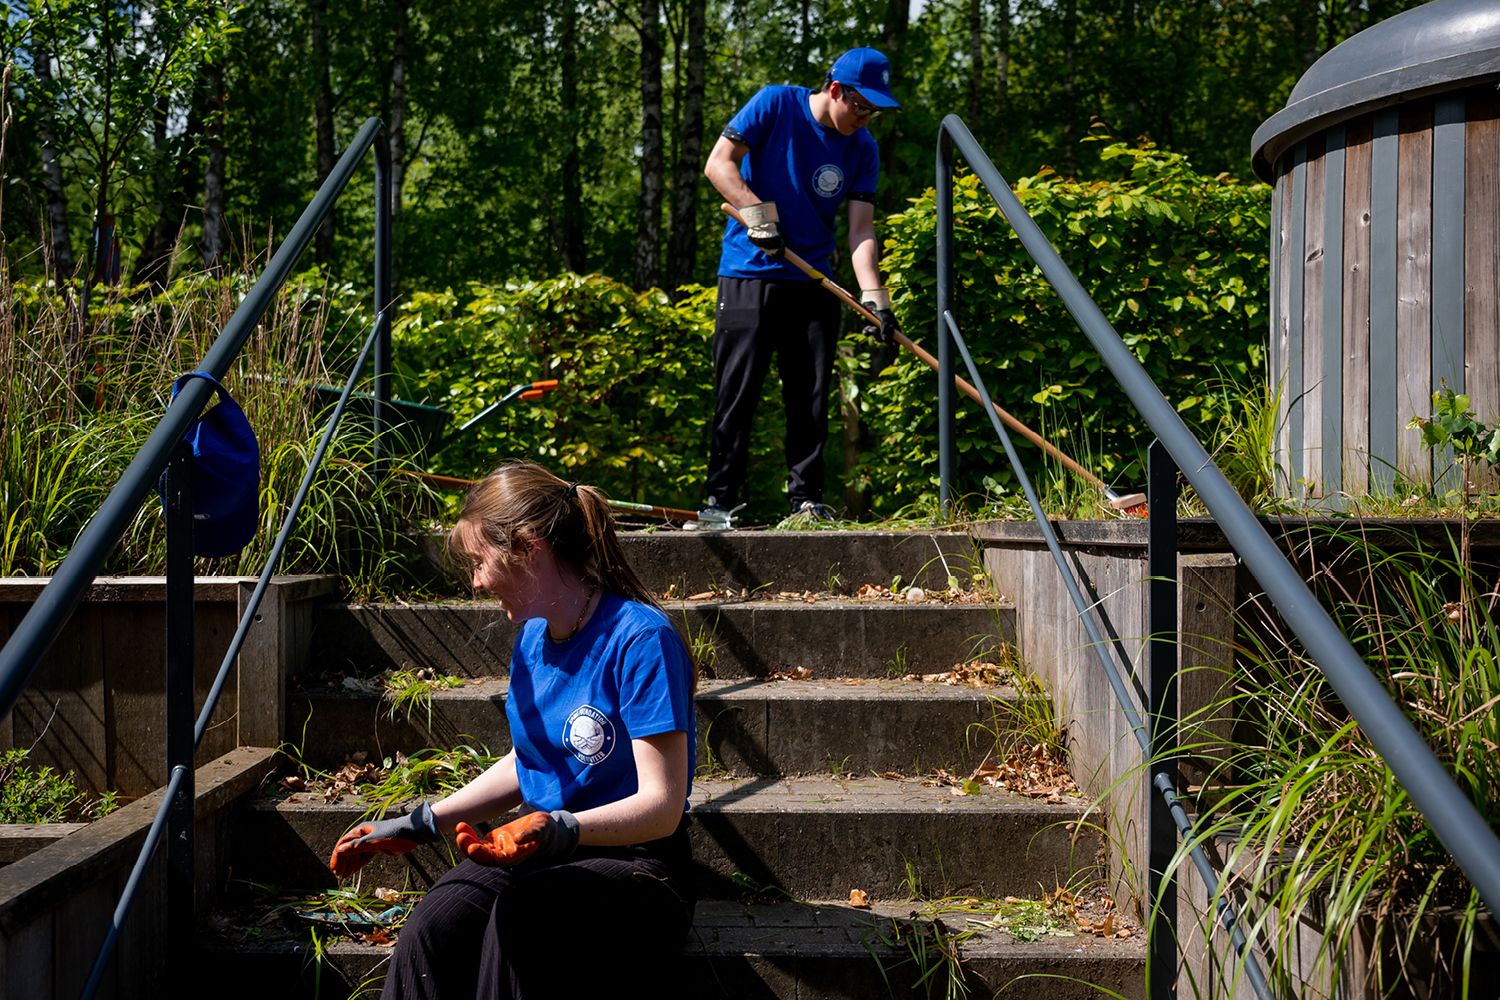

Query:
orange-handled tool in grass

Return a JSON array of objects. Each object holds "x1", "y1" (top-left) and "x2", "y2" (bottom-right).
[{"x1": 720, "y1": 203, "x2": 1145, "y2": 512}]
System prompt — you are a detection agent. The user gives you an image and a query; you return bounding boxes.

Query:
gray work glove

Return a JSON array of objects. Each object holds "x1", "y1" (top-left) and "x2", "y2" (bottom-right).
[
  {"x1": 741, "y1": 201, "x2": 784, "y2": 255},
  {"x1": 329, "y1": 801, "x2": 441, "y2": 877}
]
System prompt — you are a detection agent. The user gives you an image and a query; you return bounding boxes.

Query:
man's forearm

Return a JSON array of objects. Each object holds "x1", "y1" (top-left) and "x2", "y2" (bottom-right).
[
  {"x1": 850, "y1": 231, "x2": 883, "y2": 293},
  {"x1": 706, "y1": 158, "x2": 760, "y2": 208}
]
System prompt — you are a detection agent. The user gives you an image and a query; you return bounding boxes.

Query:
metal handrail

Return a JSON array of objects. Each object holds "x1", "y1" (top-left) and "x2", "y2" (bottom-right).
[
  {"x1": 0, "y1": 116, "x2": 394, "y2": 999},
  {"x1": 942, "y1": 310, "x2": 1270, "y2": 998},
  {"x1": 934, "y1": 111, "x2": 1500, "y2": 994}
]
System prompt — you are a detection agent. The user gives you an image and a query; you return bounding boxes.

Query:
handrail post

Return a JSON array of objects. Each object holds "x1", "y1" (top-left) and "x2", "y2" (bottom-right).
[
  {"x1": 162, "y1": 441, "x2": 197, "y2": 984},
  {"x1": 935, "y1": 130, "x2": 956, "y2": 516},
  {"x1": 372, "y1": 132, "x2": 393, "y2": 474},
  {"x1": 1147, "y1": 438, "x2": 1179, "y2": 1000}
]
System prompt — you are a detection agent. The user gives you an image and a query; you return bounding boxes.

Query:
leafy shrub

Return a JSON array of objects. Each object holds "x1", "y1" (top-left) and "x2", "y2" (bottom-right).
[
  {"x1": 856, "y1": 134, "x2": 1271, "y2": 513},
  {"x1": 0, "y1": 748, "x2": 118, "y2": 823},
  {"x1": 393, "y1": 273, "x2": 791, "y2": 519}
]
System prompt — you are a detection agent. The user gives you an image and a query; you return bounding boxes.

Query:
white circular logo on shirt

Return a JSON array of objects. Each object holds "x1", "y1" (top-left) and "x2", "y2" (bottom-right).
[
  {"x1": 563, "y1": 705, "x2": 615, "y2": 765},
  {"x1": 812, "y1": 164, "x2": 845, "y2": 198}
]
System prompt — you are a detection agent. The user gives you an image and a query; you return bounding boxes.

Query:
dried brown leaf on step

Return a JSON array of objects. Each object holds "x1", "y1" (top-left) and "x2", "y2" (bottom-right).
[
  {"x1": 374, "y1": 887, "x2": 402, "y2": 903},
  {"x1": 360, "y1": 928, "x2": 396, "y2": 947},
  {"x1": 879, "y1": 771, "x2": 904, "y2": 781},
  {"x1": 280, "y1": 775, "x2": 306, "y2": 792},
  {"x1": 767, "y1": 666, "x2": 813, "y2": 681},
  {"x1": 688, "y1": 590, "x2": 715, "y2": 601},
  {"x1": 849, "y1": 888, "x2": 871, "y2": 908}
]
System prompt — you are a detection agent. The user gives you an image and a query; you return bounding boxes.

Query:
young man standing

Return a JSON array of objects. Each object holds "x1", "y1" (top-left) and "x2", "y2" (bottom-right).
[{"x1": 697, "y1": 47, "x2": 902, "y2": 526}]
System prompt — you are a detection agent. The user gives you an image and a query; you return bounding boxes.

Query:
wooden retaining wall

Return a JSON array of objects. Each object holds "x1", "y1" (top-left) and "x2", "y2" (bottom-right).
[
  {"x1": 0, "y1": 747, "x2": 279, "y2": 999},
  {"x1": 0, "y1": 577, "x2": 337, "y2": 798}
]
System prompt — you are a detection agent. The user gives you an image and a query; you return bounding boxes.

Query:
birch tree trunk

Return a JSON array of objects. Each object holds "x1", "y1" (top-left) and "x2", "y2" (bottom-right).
[
  {"x1": 203, "y1": 58, "x2": 227, "y2": 270},
  {"x1": 665, "y1": 0, "x2": 704, "y2": 296},
  {"x1": 966, "y1": 0, "x2": 983, "y2": 125},
  {"x1": 557, "y1": 6, "x2": 585, "y2": 271},
  {"x1": 312, "y1": 0, "x2": 337, "y2": 267},
  {"x1": 994, "y1": 0, "x2": 1010, "y2": 157},
  {"x1": 389, "y1": 0, "x2": 409, "y2": 217},
  {"x1": 633, "y1": 0, "x2": 663, "y2": 290}
]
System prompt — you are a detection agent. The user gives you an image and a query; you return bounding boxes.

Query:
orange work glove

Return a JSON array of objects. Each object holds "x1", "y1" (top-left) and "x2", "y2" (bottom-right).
[
  {"x1": 328, "y1": 802, "x2": 441, "y2": 878},
  {"x1": 454, "y1": 809, "x2": 580, "y2": 867}
]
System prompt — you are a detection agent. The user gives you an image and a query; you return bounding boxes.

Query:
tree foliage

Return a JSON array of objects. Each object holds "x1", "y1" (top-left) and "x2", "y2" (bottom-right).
[{"x1": 2, "y1": 0, "x2": 1427, "y2": 295}]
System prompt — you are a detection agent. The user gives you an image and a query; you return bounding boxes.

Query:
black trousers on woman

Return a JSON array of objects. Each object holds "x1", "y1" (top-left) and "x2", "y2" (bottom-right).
[{"x1": 379, "y1": 818, "x2": 695, "y2": 999}]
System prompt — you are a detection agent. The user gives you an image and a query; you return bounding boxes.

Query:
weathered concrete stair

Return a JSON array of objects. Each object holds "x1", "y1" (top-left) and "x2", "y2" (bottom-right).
[
  {"x1": 291, "y1": 676, "x2": 1022, "y2": 775},
  {"x1": 230, "y1": 776, "x2": 1097, "y2": 900},
  {"x1": 306, "y1": 599, "x2": 1011, "y2": 679},
  {"x1": 204, "y1": 530, "x2": 1143, "y2": 998}
]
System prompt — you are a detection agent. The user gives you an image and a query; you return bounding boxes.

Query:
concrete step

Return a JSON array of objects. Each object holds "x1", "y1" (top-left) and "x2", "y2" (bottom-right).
[
  {"x1": 616, "y1": 529, "x2": 984, "y2": 596},
  {"x1": 231, "y1": 775, "x2": 1099, "y2": 902},
  {"x1": 198, "y1": 898, "x2": 1144, "y2": 1000},
  {"x1": 305, "y1": 599, "x2": 1012, "y2": 679},
  {"x1": 289, "y1": 676, "x2": 1023, "y2": 777}
]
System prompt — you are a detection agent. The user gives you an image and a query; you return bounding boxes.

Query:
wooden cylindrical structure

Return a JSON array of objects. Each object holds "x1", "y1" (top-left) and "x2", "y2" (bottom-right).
[{"x1": 1252, "y1": 0, "x2": 1500, "y2": 498}]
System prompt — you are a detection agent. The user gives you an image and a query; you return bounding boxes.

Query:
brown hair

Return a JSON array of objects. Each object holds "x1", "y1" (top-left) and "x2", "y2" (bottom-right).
[{"x1": 448, "y1": 462, "x2": 696, "y2": 685}]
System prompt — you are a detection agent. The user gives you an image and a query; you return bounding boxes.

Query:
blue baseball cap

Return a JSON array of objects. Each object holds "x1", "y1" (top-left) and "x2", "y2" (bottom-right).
[{"x1": 827, "y1": 48, "x2": 900, "y2": 109}]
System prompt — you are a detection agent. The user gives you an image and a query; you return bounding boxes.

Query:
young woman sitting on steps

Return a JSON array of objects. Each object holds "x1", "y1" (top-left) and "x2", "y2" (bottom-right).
[{"x1": 327, "y1": 461, "x2": 698, "y2": 999}]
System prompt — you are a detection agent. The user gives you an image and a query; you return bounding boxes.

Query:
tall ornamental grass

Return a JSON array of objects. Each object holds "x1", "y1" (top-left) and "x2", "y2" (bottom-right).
[
  {"x1": 1175, "y1": 525, "x2": 1497, "y2": 999},
  {"x1": 0, "y1": 266, "x2": 439, "y2": 597}
]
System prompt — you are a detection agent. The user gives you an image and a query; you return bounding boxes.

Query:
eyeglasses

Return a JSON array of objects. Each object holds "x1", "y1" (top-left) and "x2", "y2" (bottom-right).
[{"x1": 839, "y1": 85, "x2": 881, "y2": 120}]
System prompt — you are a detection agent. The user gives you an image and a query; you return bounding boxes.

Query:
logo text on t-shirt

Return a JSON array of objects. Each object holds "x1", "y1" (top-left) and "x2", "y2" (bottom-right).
[
  {"x1": 812, "y1": 164, "x2": 845, "y2": 199},
  {"x1": 563, "y1": 704, "x2": 616, "y2": 765}
]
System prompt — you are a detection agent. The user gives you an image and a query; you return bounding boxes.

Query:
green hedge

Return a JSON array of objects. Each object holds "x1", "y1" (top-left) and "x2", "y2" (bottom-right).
[
  {"x1": 852, "y1": 136, "x2": 1271, "y2": 512},
  {"x1": 394, "y1": 275, "x2": 794, "y2": 518}
]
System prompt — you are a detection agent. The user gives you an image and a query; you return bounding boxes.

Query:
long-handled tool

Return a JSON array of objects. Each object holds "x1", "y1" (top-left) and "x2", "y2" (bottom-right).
[
  {"x1": 431, "y1": 379, "x2": 560, "y2": 453},
  {"x1": 720, "y1": 203, "x2": 1145, "y2": 512},
  {"x1": 387, "y1": 468, "x2": 724, "y2": 526}
]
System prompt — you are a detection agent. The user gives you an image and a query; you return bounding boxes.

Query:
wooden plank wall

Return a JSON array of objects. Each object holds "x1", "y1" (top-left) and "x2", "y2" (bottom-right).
[
  {"x1": 1397, "y1": 103, "x2": 1434, "y2": 486},
  {"x1": 1342, "y1": 119, "x2": 1375, "y2": 496},
  {"x1": 1302, "y1": 136, "x2": 1328, "y2": 497},
  {"x1": 1466, "y1": 92, "x2": 1500, "y2": 493},
  {"x1": 1272, "y1": 85, "x2": 1500, "y2": 497},
  {"x1": 0, "y1": 577, "x2": 334, "y2": 799}
]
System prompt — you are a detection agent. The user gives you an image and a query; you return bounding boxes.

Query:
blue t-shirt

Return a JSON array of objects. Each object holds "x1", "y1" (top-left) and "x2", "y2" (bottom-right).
[
  {"x1": 506, "y1": 592, "x2": 696, "y2": 814},
  {"x1": 717, "y1": 85, "x2": 880, "y2": 280}
]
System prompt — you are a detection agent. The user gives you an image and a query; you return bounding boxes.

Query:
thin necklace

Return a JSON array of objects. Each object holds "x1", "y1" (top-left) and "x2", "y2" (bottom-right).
[{"x1": 549, "y1": 581, "x2": 599, "y2": 642}]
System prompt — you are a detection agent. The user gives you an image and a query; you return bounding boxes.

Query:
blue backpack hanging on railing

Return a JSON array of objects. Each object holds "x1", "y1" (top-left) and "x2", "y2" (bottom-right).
[{"x1": 159, "y1": 371, "x2": 261, "y2": 557}]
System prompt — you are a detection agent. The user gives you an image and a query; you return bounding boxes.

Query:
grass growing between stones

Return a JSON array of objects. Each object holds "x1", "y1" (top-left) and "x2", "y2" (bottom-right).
[{"x1": 1168, "y1": 525, "x2": 1498, "y2": 999}]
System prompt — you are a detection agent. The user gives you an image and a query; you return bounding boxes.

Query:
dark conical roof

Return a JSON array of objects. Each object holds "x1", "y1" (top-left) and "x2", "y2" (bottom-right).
[{"x1": 1251, "y1": 0, "x2": 1500, "y2": 180}]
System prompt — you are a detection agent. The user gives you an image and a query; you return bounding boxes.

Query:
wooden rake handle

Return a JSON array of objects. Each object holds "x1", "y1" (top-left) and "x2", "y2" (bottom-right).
[{"x1": 719, "y1": 202, "x2": 1110, "y2": 495}]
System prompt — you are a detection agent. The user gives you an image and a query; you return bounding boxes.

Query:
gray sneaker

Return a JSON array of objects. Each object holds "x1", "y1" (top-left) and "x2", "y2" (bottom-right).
[{"x1": 791, "y1": 500, "x2": 837, "y2": 523}]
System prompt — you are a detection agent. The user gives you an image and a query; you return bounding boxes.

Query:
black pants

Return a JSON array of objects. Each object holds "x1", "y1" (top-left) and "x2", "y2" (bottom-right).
[
  {"x1": 705, "y1": 276, "x2": 842, "y2": 509},
  {"x1": 380, "y1": 819, "x2": 695, "y2": 999}
]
